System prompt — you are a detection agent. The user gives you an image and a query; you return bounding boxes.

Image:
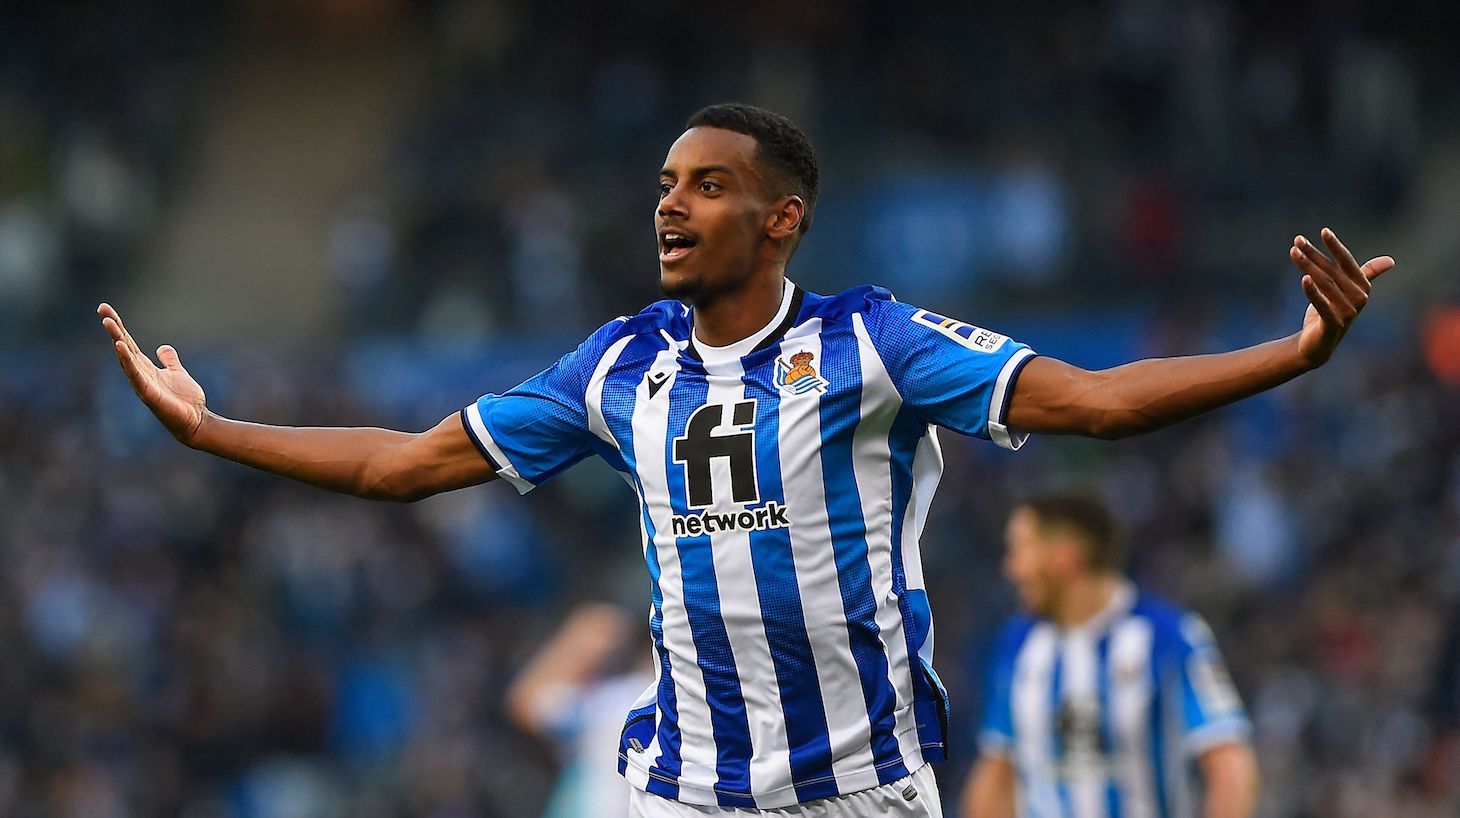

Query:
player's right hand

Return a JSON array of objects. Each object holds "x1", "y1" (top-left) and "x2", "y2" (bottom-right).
[{"x1": 97, "y1": 303, "x2": 208, "y2": 445}]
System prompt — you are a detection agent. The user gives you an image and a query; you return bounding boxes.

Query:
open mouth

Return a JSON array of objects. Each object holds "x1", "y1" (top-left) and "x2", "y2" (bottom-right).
[{"x1": 659, "y1": 231, "x2": 698, "y2": 263}]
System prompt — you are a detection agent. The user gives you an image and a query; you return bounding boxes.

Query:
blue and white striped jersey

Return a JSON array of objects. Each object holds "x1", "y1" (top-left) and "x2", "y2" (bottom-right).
[
  {"x1": 462, "y1": 279, "x2": 1036, "y2": 808},
  {"x1": 980, "y1": 583, "x2": 1250, "y2": 818}
]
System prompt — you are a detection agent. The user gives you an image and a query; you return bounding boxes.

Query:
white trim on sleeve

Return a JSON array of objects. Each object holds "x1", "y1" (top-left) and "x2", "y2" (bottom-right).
[
  {"x1": 987, "y1": 347, "x2": 1036, "y2": 450},
  {"x1": 463, "y1": 402, "x2": 535, "y2": 494},
  {"x1": 1183, "y1": 717, "x2": 1252, "y2": 756},
  {"x1": 977, "y1": 729, "x2": 1014, "y2": 759}
]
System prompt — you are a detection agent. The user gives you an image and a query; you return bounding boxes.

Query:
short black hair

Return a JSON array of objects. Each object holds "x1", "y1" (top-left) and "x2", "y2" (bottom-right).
[
  {"x1": 1017, "y1": 493, "x2": 1125, "y2": 573},
  {"x1": 685, "y1": 103, "x2": 820, "y2": 235}
]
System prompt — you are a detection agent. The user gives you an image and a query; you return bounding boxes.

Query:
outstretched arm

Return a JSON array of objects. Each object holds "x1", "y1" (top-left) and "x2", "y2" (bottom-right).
[
  {"x1": 98, "y1": 303, "x2": 497, "y2": 501},
  {"x1": 1006, "y1": 228, "x2": 1395, "y2": 439}
]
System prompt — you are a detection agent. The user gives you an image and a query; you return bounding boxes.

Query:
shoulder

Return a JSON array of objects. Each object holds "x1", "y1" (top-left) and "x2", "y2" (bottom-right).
[
  {"x1": 992, "y1": 613, "x2": 1041, "y2": 663},
  {"x1": 605, "y1": 299, "x2": 691, "y2": 341},
  {"x1": 623, "y1": 298, "x2": 692, "y2": 335},
  {"x1": 1130, "y1": 589, "x2": 1211, "y2": 655},
  {"x1": 797, "y1": 284, "x2": 900, "y2": 325},
  {"x1": 575, "y1": 300, "x2": 688, "y2": 357}
]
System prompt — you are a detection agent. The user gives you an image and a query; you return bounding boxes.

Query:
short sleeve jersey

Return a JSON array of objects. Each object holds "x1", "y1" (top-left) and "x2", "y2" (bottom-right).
[
  {"x1": 462, "y1": 280, "x2": 1036, "y2": 809},
  {"x1": 979, "y1": 584, "x2": 1250, "y2": 818}
]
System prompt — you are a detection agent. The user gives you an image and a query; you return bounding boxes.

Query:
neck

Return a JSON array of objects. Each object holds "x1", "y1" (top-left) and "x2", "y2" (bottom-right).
[
  {"x1": 692, "y1": 267, "x2": 787, "y2": 347},
  {"x1": 1051, "y1": 573, "x2": 1122, "y2": 629}
]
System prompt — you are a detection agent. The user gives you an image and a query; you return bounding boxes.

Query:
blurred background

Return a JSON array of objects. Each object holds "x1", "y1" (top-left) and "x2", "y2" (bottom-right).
[{"x1": 3, "y1": 1, "x2": 1460, "y2": 815}]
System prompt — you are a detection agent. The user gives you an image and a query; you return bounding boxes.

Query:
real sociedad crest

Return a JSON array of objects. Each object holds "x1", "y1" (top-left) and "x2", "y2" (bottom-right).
[{"x1": 775, "y1": 350, "x2": 829, "y2": 396}]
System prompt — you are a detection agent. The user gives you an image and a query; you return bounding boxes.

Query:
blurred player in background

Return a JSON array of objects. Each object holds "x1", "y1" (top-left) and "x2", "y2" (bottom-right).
[
  {"x1": 506, "y1": 603, "x2": 655, "y2": 818},
  {"x1": 99, "y1": 103, "x2": 1389, "y2": 816},
  {"x1": 960, "y1": 495, "x2": 1258, "y2": 818}
]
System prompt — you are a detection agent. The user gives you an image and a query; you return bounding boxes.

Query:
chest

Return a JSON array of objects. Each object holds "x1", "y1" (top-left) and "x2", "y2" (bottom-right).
[{"x1": 1010, "y1": 626, "x2": 1170, "y2": 754}]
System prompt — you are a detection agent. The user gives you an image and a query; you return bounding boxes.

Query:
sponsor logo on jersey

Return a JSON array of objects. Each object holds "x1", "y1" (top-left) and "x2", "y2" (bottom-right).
[
  {"x1": 670, "y1": 501, "x2": 793, "y2": 537},
  {"x1": 775, "y1": 350, "x2": 829, "y2": 396},
  {"x1": 912, "y1": 309, "x2": 1008, "y2": 352}
]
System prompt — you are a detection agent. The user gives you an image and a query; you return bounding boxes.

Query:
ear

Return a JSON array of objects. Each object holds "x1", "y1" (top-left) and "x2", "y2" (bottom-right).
[
  {"x1": 765, "y1": 195, "x2": 806, "y2": 241},
  {"x1": 1049, "y1": 536, "x2": 1084, "y2": 577}
]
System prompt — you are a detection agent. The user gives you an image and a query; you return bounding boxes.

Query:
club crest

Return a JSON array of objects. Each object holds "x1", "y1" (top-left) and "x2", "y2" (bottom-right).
[{"x1": 775, "y1": 351, "x2": 829, "y2": 396}]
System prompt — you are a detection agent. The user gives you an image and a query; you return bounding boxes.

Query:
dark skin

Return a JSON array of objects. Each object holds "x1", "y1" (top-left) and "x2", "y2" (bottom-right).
[
  {"x1": 1007, "y1": 228, "x2": 1392, "y2": 438},
  {"x1": 656, "y1": 126, "x2": 806, "y2": 344},
  {"x1": 97, "y1": 125, "x2": 1395, "y2": 499}
]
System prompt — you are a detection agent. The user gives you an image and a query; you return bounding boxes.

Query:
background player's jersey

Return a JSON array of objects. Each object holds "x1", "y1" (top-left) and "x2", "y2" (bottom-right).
[
  {"x1": 979, "y1": 584, "x2": 1250, "y2": 818},
  {"x1": 462, "y1": 280, "x2": 1035, "y2": 809}
]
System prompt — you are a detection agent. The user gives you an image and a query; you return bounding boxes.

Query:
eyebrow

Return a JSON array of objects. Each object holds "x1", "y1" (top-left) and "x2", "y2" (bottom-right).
[{"x1": 659, "y1": 164, "x2": 738, "y2": 179}]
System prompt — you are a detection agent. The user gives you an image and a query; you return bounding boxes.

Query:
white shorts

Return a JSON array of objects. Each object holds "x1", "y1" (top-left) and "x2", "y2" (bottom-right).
[{"x1": 628, "y1": 764, "x2": 943, "y2": 818}]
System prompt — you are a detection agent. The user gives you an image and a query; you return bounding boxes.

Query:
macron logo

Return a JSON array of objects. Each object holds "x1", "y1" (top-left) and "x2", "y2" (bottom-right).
[
  {"x1": 647, "y1": 370, "x2": 672, "y2": 398},
  {"x1": 670, "y1": 501, "x2": 792, "y2": 537}
]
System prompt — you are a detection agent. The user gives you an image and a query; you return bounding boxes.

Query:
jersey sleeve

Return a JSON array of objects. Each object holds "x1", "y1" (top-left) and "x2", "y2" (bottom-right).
[
  {"x1": 864, "y1": 299, "x2": 1036, "y2": 449},
  {"x1": 977, "y1": 621, "x2": 1025, "y2": 758},
  {"x1": 1173, "y1": 613, "x2": 1251, "y2": 754},
  {"x1": 460, "y1": 319, "x2": 627, "y2": 494}
]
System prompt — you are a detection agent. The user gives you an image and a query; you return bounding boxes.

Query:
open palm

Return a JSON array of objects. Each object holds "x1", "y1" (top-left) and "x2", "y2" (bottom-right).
[{"x1": 97, "y1": 303, "x2": 208, "y2": 443}]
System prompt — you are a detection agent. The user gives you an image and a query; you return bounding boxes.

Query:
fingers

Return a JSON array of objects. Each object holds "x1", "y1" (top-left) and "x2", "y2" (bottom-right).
[
  {"x1": 1301, "y1": 275, "x2": 1343, "y2": 327},
  {"x1": 157, "y1": 345, "x2": 184, "y2": 371},
  {"x1": 1319, "y1": 227, "x2": 1368, "y2": 292},
  {"x1": 1290, "y1": 231, "x2": 1372, "y2": 324},
  {"x1": 113, "y1": 338, "x2": 155, "y2": 394},
  {"x1": 1304, "y1": 242, "x2": 1369, "y2": 310},
  {"x1": 1295, "y1": 250, "x2": 1353, "y2": 319},
  {"x1": 97, "y1": 302, "x2": 153, "y2": 366},
  {"x1": 100, "y1": 315, "x2": 125, "y2": 344},
  {"x1": 1361, "y1": 255, "x2": 1396, "y2": 282}
]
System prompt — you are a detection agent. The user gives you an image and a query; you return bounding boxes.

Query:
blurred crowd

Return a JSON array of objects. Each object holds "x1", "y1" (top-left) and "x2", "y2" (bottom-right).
[{"x1": 3, "y1": 1, "x2": 1460, "y2": 817}]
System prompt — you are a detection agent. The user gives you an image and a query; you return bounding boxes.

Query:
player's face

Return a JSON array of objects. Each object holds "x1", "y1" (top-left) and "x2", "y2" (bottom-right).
[
  {"x1": 1003, "y1": 508, "x2": 1060, "y2": 617},
  {"x1": 656, "y1": 127, "x2": 777, "y2": 301}
]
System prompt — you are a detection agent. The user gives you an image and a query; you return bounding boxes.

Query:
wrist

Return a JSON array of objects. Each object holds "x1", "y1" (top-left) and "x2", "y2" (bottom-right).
[
  {"x1": 1286, "y1": 331, "x2": 1327, "y2": 373},
  {"x1": 184, "y1": 409, "x2": 218, "y2": 450}
]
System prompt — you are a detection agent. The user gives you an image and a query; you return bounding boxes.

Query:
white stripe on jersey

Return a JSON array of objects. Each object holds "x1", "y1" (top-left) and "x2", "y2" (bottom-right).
[
  {"x1": 628, "y1": 352, "x2": 721, "y2": 796},
  {"x1": 586, "y1": 334, "x2": 637, "y2": 449},
  {"x1": 469, "y1": 284, "x2": 1040, "y2": 808},
  {"x1": 621, "y1": 341, "x2": 684, "y2": 791},
  {"x1": 903, "y1": 428, "x2": 941, "y2": 663},
  {"x1": 1108, "y1": 618, "x2": 1156, "y2": 818},
  {"x1": 850, "y1": 314, "x2": 924, "y2": 772},
  {"x1": 1061, "y1": 630, "x2": 1106, "y2": 818},
  {"x1": 1013, "y1": 624, "x2": 1063, "y2": 818},
  {"x1": 774, "y1": 319, "x2": 881, "y2": 794},
  {"x1": 701, "y1": 356, "x2": 796, "y2": 806}
]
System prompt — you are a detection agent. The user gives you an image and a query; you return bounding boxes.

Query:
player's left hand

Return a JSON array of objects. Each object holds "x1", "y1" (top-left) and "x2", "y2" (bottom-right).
[{"x1": 1289, "y1": 227, "x2": 1395, "y2": 367}]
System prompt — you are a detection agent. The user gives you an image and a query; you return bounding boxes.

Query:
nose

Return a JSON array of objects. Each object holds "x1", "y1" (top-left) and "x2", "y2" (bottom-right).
[{"x1": 658, "y1": 183, "x2": 688, "y2": 220}]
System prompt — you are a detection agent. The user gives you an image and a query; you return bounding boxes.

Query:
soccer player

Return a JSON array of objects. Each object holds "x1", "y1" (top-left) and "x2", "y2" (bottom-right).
[
  {"x1": 506, "y1": 603, "x2": 655, "y2": 818},
  {"x1": 98, "y1": 103, "x2": 1389, "y2": 817},
  {"x1": 959, "y1": 495, "x2": 1258, "y2": 818}
]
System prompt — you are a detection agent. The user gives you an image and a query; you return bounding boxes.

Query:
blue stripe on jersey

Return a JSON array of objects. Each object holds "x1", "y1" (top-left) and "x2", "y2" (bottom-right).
[
  {"x1": 602, "y1": 336, "x2": 682, "y2": 801},
  {"x1": 743, "y1": 354, "x2": 838, "y2": 803},
  {"x1": 1050, "y1": 645, "x2": 1072, "y2": 818},
  {"x1": 1097, "y1": 632, "x2": 1121, "y2": 818},
  {"x1": 1150, "y1": 663, "x2": 1171, "y2": 818},
  {"x1": 885, "y1": 408, "x2": 946, "y2": 757},
  {"x1": 815, "y1": 325, "x2": 908, "y2": 784},
  {"x1": 663, "y1": 368, "x2": 756, "y2": 807}
]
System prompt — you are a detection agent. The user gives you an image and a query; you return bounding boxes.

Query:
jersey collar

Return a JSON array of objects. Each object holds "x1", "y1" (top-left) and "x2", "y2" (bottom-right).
[
  {"x1": 1063, "y1": 580, "x2": 1138, "y2": 637},
  {"x1": 686, "y1": 278, "x2": 804, "y2": 364}
]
